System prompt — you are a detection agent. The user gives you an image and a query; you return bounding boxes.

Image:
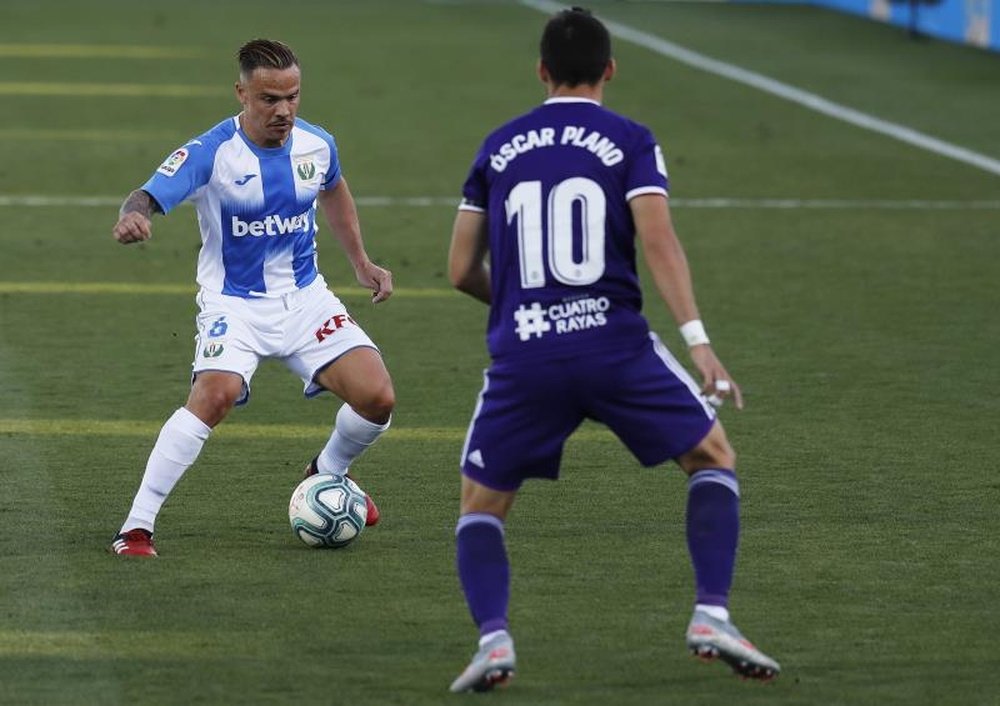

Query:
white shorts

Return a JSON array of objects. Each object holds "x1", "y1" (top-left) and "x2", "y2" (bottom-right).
[{"x1": 191, "y1": 277, "x2": 378, "y2": 405}]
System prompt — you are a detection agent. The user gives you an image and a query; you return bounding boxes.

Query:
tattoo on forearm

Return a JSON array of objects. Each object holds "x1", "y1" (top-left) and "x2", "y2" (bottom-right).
[{"x1": 120, "y1": 190, "x2": 161, "y2": 218}]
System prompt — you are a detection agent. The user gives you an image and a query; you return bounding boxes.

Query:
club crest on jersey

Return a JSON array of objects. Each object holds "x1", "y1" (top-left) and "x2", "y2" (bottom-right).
[
  {"x1": 156, "y1": 148, "x2": 189, "y2": 177},
  {"x1": 295, "y1": 157, "x2": 317, "y2": 181},
  {"x1": 202, "y1": 342, "x2": 224, "y2": 358}
]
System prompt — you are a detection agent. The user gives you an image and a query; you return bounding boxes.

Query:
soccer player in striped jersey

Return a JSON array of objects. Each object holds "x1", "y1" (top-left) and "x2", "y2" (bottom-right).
[
  {"x1": 109, "y1": 39, "x2": 394, "y2": 557},
  {"x1": 447, "y1": 7, "x2": 779, "y2": 691}
]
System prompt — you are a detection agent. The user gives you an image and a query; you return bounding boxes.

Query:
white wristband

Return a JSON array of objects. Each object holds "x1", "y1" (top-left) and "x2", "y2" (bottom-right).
[{"x1": 679, "y1": 319, "x2": 710, "y2": 347}]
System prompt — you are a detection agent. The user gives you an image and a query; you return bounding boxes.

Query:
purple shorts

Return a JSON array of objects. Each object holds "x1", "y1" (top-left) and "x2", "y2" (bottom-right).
[{"x1": 460, "y1": 333, "x2": 716, "y2": 491}]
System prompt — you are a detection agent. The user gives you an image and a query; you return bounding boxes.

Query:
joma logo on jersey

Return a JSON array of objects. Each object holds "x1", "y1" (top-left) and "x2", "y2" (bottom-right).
[
  {"x1": 231, "y1": 209, "x2": 311, "y2": 237},
  {"x1": 315, "y1": 313, "x2": 356, "y2": 343}
]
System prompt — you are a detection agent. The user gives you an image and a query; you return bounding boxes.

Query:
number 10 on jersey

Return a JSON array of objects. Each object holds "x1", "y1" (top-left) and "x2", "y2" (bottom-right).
[{"x1": 506, "y1": 177, "x2": 607, "y2": 289}]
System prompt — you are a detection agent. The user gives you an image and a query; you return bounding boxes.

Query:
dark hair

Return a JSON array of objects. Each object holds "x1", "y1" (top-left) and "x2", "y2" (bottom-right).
[
  {"x1": 237, "y1": 38, "x2": 299, "y2": 78},
  {"x1": 539, "y1": 7, "x2": 611, "y2": 87}
]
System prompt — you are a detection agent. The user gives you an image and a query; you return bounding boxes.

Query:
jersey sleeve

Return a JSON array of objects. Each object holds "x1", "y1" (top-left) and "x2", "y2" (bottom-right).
[
  {"x1": 458, "y1": 142, "x2": 489, "y2": 213},
  {"x1": 624, "y1": 126, "x2": 670, "y2": 201},
  {"x1": 319, "y1": 132, "x2": 342, "y2": 190},
  {"x1": 140, "y1": 140, "x2": 215, "y2": 214}
]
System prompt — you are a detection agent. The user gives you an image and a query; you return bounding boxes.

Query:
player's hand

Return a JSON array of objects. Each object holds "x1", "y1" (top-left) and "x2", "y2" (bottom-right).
[
  {"x1": 113, "y1": 212, "x2": 152, "y2": 244},
  {"x1": 689, "y1": 344, "x2": 743, "y2": 410},
  {"x1": 356, "y1": 260, "x2": 393, "y2": 304}
]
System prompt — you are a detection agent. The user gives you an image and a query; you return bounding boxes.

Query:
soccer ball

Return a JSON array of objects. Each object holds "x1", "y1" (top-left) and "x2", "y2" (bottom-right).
[{"x1": 288, "y1": 474, "x2": 368, "y2": 548}]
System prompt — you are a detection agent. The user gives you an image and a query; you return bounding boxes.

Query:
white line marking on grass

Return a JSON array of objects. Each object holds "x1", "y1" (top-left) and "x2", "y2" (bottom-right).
[
  {"x1": 0, "y1": 195, "x2": 121, "y2": 207},
  {"x1": 0, "y1": 194, "x2": 997, "y2": 209},
  {"x1": 0, "y1": 282, "x2": 457, "y2": 297},
  {"x1": 519, "y1": 0, "x2": 1000, "y2": 177}
]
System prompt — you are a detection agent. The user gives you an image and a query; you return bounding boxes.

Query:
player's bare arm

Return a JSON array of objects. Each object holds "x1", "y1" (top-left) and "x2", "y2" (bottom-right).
[
  {"x1": 632, "y1": 194, "x2": 743, "y2": 409},
  {"x1": 317, "y1": 178, "x2": 392, "y2": 303},
  {"x1": 113, "y1": 189, "x2": 161, "y2": 244},
  {"x1": 448, "y1": 210, "x2": 491, "y2": 304}
]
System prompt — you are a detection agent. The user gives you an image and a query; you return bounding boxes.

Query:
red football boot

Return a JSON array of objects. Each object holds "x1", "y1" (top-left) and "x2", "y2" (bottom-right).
[{"x1": 110, "y1": 528, "x2": 158, "y2": 557}]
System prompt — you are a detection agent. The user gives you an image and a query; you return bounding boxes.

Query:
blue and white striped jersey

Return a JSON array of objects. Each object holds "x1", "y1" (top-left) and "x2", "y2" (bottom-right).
[{"x1": 142, "y1": 115, "x2": 341, "y2": 298}]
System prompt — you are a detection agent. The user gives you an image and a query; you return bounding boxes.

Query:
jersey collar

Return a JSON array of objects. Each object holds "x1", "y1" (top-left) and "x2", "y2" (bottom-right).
[
  {"x1": 233, "y1": 114, "x2": 294, "y2": 158},
  {"x1": 543, "y1": 97, "x2": 601, "y2": 106}
]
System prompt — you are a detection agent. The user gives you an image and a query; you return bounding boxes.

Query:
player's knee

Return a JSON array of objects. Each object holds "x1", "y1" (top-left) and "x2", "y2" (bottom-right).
[
  {"x1": 460, "y1": 477, "x2": 516, "y2": 519},
  {"x1": 199, "y1": 396, "x2": 237, "y2": 427},
  {"x1": 356, "y1": 381, "x2": 395, "y2": 424},
  {"x1": 677, "y1": 424, "x2": 736, "y2": 474},
  {"x1": 717, "y1": 442, "x2": 736, "y2": 472},
  {"x1": 188, "y1": 379, "x2": 241, "y2": 427},
  {"x1": 679, "y1": 445, "x2": 736, "y2": 475}
]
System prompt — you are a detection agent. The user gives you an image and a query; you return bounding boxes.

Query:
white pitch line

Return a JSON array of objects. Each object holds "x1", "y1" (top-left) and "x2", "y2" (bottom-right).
[
  {"x1": 0, "y1": 195, "x2": 121, "y2": 207},
  {"x1": 519, "y1": 0, "x2": 1000, "y2": 178},
  {"x1": 671, "y1": 197, "x2": 1000, "y2": 210},
  {"x1": 0, "y1": 194, "x2": 996, "y2": 210},
  {"x1": 0, "y1": 195, "x2": 460, "y2": 208}
]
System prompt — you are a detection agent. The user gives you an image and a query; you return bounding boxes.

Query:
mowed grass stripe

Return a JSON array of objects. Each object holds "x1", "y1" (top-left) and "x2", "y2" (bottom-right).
[
  {"x1": 0, "y1": 418, "x2": 616, "y2": 442},
  {"x1": 0, "y1": 128, "x2": 184, "y2": 142},
  {"x1": 0, "y1": 418, "x2": 459, "y2": 441},
  {"x1": 0, "y1": 82, "x2": 226, "y2": 97},
  {"x1": 0, "y1": 44, "x2": 205, "y2": 59},
  {"x1": 0, "y1": 281, "x2": 457, "y2": 297},
  {"x1": 0, "y1": 630, "x2": 256, "y2": 658}
]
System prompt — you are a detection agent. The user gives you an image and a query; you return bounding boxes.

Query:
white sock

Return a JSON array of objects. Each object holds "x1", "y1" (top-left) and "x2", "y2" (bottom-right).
[
  {"x1": 316, "y1": 403, "x2": 390, "y2": 476},
  {"x1": 120, "y1": 407, "x2": 211, "y2": 534},
  {"x1": 479, "y1": 630, "x2": 510, "y2": 648},
  {"x1": 695, "y1": 603, "x2": 730, "y2": 622}
]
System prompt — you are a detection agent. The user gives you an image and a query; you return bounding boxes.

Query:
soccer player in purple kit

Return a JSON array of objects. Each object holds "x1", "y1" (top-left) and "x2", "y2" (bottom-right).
[{"x1": 446, "y1": 7, "x2": 780, "y2": 692}]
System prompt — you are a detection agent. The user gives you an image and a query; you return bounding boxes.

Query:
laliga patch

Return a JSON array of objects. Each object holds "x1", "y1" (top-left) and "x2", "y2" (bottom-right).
[
  {"x1": 157, "y1": 148, "x2": 189, "y2": 177},
  {"x1": 654, "y1": 144, "x2": 668, "y2": 179}
]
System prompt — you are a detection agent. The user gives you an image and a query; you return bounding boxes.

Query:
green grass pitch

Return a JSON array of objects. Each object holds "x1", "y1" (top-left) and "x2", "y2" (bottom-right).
[{"x1": 0, "y1": 1, "x2": 998, "y2": 704}]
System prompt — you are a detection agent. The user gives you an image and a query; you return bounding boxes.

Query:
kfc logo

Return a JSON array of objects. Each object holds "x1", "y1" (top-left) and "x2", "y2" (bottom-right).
[{"x1": 315, "y1": 313, "x2": 356, "y2": 342}]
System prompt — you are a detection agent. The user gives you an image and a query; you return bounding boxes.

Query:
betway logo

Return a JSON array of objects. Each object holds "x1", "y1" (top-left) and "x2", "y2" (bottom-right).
[{"x1": 231, "y1": 209, "x2": 311, "y2": 237}]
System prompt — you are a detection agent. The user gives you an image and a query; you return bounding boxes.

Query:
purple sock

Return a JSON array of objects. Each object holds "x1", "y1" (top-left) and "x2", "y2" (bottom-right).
[
  {"x1": 686, "y1": 469, "x2": 740, "y2": 607},
  {"x1": 456, "y1": 513, "x2": 509, "y2": 636}
]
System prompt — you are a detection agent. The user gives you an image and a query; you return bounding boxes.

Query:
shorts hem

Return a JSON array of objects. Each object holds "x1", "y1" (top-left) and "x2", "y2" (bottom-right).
[
  {"x1": 460, "y1": 467, "x2": 526, "y2": 492},
  {"x1": 638, "y1": 415, "x2": 717, "y2": 467},
  {"x1": 191, "y1": 369, "x2": 251, "y2": 406},
  {"x1": 305, "y1": 343, "x2": 381, "y2": 397}
]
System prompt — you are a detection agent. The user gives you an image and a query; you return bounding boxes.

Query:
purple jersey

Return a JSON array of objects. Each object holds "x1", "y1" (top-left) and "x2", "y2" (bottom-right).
[{"x1": 459, "y1": 97, "x2": 669, "y2": 361}]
